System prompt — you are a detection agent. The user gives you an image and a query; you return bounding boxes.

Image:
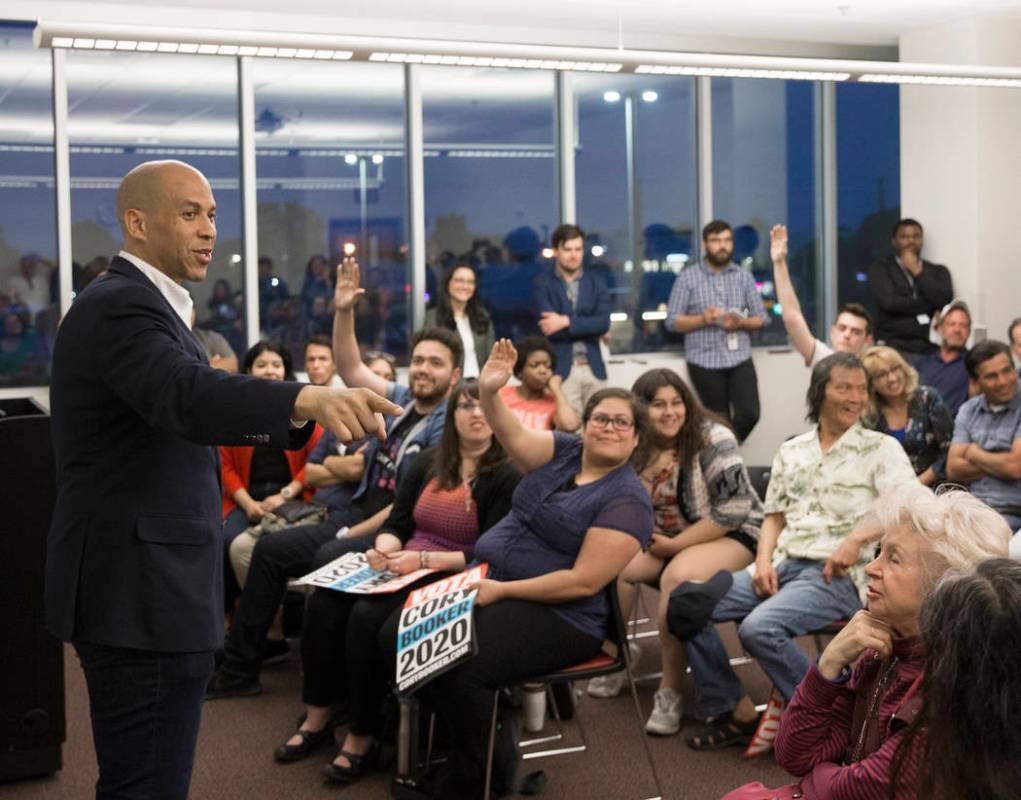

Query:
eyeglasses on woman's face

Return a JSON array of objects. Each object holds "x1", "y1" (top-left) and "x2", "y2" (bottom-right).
[{"x1": 587, "y1": 413, "x2": 635, "y2": 432}]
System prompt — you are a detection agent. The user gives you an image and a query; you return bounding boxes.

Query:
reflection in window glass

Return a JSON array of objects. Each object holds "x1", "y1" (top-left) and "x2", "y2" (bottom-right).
[
  {"x1": 713, "y1": 78, "x2": 815, "y2": 345},
  {"x1": 254, "y1": 60, "x2": 408, "y2": 366},
  {"x1": 575, "y1": 74, "x2": 697, "y2": 353},
  {"x1": 422, "y1": 66, "x2": 556, "y2": 343},
  {"x1": 0, "y1": 23, "x2": 57, "y2": 387},
  {"x1": 66, "y1": 51, "x2": 245, "y2": 359},
  {"x1": 837, "y1": 84, "x2": 900, "y2": 315}
]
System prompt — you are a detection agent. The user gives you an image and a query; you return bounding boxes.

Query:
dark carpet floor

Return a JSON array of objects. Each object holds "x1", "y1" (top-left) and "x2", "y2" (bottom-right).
[{"x1": 2, "y1": 588, "x2": 817, "y2": 800}]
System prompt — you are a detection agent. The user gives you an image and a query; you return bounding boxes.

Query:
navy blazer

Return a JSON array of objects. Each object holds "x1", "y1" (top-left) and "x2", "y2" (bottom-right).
[
  {"x1": 532, "y1": 269, "x2": 611, "y2": 380},
  {"x1": 46, "y1": 256, "x2": 312, "y2": 653}
]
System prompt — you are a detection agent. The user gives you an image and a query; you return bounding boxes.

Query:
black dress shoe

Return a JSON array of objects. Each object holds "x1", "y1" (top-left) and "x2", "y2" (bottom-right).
[
  {"x1": 205, "y1": 670, "x2": 262, "y2": 700},
  {"x1": 321, "y1": 743, "x2": 379, "y2": 784},
  {"x1": 262, "y1": 638, "x2": 290, "y2": 666},
  {"x1": 273, "y1": 725, "x2": 334, "y2": 763}
]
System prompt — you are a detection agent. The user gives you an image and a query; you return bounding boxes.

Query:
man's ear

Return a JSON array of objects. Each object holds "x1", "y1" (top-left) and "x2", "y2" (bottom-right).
[{"x1": 123, "y1": 208, "x2": 148, "y2": 242}]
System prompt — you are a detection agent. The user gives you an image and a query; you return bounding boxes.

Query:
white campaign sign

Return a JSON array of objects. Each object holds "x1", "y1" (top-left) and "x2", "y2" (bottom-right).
[
  {"x1": 295, "y1": 551, "x2": 435, "y2": 594},
  {"x1": 394, "y1": 563, "x2": 488, "y2": 694}
]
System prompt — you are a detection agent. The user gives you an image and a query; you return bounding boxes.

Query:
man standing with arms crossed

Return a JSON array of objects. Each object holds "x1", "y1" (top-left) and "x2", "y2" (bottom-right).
[{"x1": 45, "y1": 160, "x2": 400, "y2": 799}]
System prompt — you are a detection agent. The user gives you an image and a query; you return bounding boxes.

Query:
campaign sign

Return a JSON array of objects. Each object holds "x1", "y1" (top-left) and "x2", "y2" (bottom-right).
[
  {"x1": 395, "y1": 563, "x2": 488, "y2": 694},
  {"x1": 295, "y1": 551, "x2": 435, "y2": 594}
]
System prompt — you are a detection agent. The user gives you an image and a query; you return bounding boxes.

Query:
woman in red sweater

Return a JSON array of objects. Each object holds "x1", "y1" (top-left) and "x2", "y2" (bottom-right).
[
  {"x1": 220, "y1": 341, "x2": 321, "y2": 598},
  {"x1": 722, "y1": 484, "x2": 1010, "y2": 800}
]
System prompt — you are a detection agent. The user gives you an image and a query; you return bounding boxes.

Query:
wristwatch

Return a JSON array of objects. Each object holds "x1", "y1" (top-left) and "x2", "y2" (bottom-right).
[{"x1": 280, "y1": 485, "x2": 296, "y2": 500}]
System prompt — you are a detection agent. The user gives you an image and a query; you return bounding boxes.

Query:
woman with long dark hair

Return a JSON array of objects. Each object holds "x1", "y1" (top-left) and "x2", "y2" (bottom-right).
[
  {"x1": 891, "y1": 557, "x2": 1021, "y2": 800},
  {"x1": 588, "y1": 367, "x2": 762, "y2": 737},
  {"x1": 273, "y1": 378, "x2": 519, "y2": 783},
  {"x1": 425, "y1": 264, "x2": 494, "y2": 378},
  {"x1": 721, "y1": 485, "x2": 1010, "y2": 799}
]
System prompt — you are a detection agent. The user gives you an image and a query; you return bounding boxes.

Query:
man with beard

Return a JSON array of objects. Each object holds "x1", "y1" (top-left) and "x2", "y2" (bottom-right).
[
  {"x1": 207, "y1": 258, "x2": 461, "y2": 699},
  {"x1": 867, "y1": 218, "x2": 953, "y2": 359},
  {"x1": 916, "y1": 300, "x2": 973, "y2": 418},
  {"x1": 667, "y1": 220, "x2": 769, "y2": 441}
]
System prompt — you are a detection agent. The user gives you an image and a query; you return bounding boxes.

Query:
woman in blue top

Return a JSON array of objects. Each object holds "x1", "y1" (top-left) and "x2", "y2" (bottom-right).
[{"x1": 380, "y1": 339, "x2": 653, "y2": 799}]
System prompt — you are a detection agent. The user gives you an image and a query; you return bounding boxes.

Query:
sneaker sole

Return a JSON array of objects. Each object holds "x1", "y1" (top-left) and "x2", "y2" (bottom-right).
[{"x1": 645, "y1": 722, "x2": 681, "y2": 736}]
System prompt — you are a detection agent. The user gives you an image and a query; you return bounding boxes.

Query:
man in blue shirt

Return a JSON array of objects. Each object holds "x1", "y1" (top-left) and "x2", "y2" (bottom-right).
[
  {"x1": 667, "y1": 220, "x2": 769, "y2": 441},
  {"x1": 947, "y1": 339, "x2": 1021, "y2": 534},
  {"x1": 915, "y1": 299, "x2": 973, "y2": 418},
  {"x1": 533, "y1": 224, "x2": 611, "y2": 414}
]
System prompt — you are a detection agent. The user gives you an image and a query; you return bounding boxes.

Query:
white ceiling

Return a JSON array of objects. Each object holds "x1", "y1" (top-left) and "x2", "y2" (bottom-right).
[{"x1": 15, "y1": 0, "x2": 1021, "y2": 56}]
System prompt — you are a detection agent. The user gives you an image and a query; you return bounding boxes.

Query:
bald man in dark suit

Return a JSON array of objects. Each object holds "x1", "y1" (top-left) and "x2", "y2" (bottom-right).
[{"x1": 46, "y1": 160, "x2": 401, "y2": 799}]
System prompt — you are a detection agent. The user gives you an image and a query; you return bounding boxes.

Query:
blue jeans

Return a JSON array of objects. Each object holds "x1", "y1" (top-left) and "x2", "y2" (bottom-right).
[
  {"x1": 75, "y1": 641, "x2": 214, "y2": 799},
  {"x1": 686, "y1": 558, "x2": 862, "y2": 717}
]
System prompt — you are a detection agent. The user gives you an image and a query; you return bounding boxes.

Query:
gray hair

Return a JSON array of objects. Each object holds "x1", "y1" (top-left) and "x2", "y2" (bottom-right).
[{"x1": 869, "y1": 483, "x2": 1011, "y2": 591}]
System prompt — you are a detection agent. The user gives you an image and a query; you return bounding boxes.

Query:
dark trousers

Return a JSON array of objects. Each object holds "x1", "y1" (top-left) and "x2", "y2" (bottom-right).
[
  {"x1": 687, "y1": 358, "x2": 760, "y2": 442},
  {"x1": 378, "y1": 599, "x2": 601, "y2": 799},
  {"x1": 300, "y1": 581, "x2": 431, "y2": 735},
  {"x1": 74, "y1": 641, "x2": 214, "y2": 800},
  {"x1": 220, "y1": 507, "x2": 366, "y2": 678}
]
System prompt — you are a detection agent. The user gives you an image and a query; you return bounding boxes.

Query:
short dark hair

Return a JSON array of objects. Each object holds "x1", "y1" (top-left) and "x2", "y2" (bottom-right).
[
  {"x1": 1008, "y1": 317, "x2": 1021, "y2": 345},
  {"x1": 581, "y1": 387, "x2": 649, "y2": 440},
  {"x1": 303, "y1": 334, "x2": 332, "y2": 355},
  {"x1": 411, "y1": 326, "x2": 464, "y2": 371},
  {"x1": 513, "y1": 335, "x2": 556, "y2": 378},
  {"x1": 241, "y1": 339, "x2": 295, "y2": 381},
  {"x1": 701, "y1": 219, "x2": 732, "y2": 240},
  {"x1": 551, "y1": 224, "x2": 585, "y2": 249},
  {"x1": 965, "y1": 339, "x2": 1014, "y2": 379},
  {"x1": 892, "y1": 218, "x2": 923, "y2": 237},
  {"x1": 806, "y1": 352, "x2": 863, "y2": 423},
  {"x1": 835, "y1": 302, "x2": 873, "y2": 336}
]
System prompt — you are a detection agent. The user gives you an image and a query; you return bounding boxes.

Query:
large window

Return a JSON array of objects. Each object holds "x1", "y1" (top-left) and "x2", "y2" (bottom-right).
[
  {"x1": 574, "y1": 73, "x2": 697, "y2": 353},
  {"x1": 837, "y1": 84, "x2": 900, "y2": 315},
  {"x1": 712, "y1": 78, "x2": 816, "y2": 345},
  {"x1": 0, "y1": 23, "x2": 57, "y2": 387},
  {"x1": 66, "y1": 50, "x2": 245, "y2": 355},
  {"x1": 253, "y1": 59, "x2": 408, "y2": 364},
  {"x1": 422, "y1": 66, "x2": 557, "y2": 342}
]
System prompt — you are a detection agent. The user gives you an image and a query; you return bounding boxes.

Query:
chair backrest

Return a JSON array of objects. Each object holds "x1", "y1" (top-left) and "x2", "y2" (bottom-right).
[{"x1": 746, "y1": 466, "x2": 771, "y2": 502}]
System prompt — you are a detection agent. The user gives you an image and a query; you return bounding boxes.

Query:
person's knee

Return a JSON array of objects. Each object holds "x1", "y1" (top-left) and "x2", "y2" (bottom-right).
[
  {"x1": 229, "y1": 533, "x2": 254, "y2": 566},
  {"x1": 737, "y1": 607, "x2": 785, "y2": 653}
]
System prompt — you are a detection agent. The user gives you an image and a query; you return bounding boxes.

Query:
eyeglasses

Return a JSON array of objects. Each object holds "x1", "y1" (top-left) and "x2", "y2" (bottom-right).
[
  {"x1": 870, "y1": 365, "x2": 902, "y2": 382},
  {"x1": 587, "y1": 413, "x2": 635, "y2": 431},
  {"x1": 456, "y1": 401, "x2": 483, "y2": 413}
]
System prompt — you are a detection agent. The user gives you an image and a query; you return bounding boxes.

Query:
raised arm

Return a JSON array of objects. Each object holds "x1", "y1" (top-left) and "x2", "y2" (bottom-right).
[
  {"x1": 330, "y1": 257, "x2": 390, "y2": 397},
  {"x1": 478, "y1": 339, "x2": 555, "y2": 473},
  {"x1": 770, "y1": 224, "x2": 819, "y2": 364},
  {"x1": 547, "y1": 374, "x2": 581, "y2": 432}
]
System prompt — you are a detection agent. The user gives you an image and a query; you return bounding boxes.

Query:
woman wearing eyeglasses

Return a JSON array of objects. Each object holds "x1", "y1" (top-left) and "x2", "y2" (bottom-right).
[
  {"x1": 861, "y1": 346, "x2": 953, "y2": 486},
  {"x1": 587, "y1": 367, "x2": 762, "y2": 738},
  {"x1": 378, "y1": 339, "x2": 653, "y2": 799}
]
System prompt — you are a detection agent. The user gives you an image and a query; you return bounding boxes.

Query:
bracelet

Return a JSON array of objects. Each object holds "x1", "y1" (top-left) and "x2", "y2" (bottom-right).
[{"x1": 419, "y1": 551, "x2": 425, "y2": 569}]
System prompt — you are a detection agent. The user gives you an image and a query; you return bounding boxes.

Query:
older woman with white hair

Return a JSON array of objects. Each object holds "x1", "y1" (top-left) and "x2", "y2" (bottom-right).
[{"x1": 721, "y1": 483, "x2": 1010, "y2": 800}]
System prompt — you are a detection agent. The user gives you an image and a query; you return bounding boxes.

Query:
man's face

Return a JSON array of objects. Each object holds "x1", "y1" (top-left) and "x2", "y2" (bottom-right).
[
  {"x1": 1009, "y1": 323, "x2": 1021, "y2": 364},
  {"x1": 820, "y1": 366, "x2": 868, "y2": 433},
  {"x1": 830, "y1": 312, "x2": 872, "y2": 355},
  {"x1": 939, "y1": 309, "x2": 971, "y2": 351},
  {"x1": 145, "y1": 168, "x2": 217, "y2": 283},
  {"x1": 974, "y1": 352, "x2": 1018, "y2": 406},
  {"x1": 703, "y1": 229, "x2": 734, "y2": 267},
  {"x1": 304, "y1": 343, "x2": 335, "y2": 386},
  {"x1": 892, "y1": 224, "x2": 923, "y2": 258},
  {"x1": 408, "y1": 339, "x2": 460, "y2": 404},
  {"x1": 554, "y1": 237, "x2": 584, "y2": 274}
]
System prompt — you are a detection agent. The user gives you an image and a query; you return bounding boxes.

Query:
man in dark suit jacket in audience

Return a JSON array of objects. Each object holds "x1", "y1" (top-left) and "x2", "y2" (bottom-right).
[
  {"x1": 867, "y1": 218, "x2": 953, "y2": 359},
  {"x1": 46, "y1": 160, "x2": 400, "y2": 800}
]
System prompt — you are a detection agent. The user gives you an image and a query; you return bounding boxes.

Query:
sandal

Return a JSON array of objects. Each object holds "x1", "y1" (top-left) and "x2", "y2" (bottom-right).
[
  {"x1": 322, "y1": 742, "x2": 379, "y2": 784},
  {"x1": 273, "y1": 724, "x2": 335, "y2": 763},
  {"x1": 685, "y1": 712, "x2": 758, "y2": 751}
]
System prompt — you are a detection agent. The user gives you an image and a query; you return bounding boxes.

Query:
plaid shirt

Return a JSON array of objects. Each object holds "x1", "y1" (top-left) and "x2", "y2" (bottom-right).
[
  {"x1": 666, "y1": 260, "x2": 768, "y2": 369},
  {"x1": 951, "y1": 384, "x2": 1021, "y2": 511}
]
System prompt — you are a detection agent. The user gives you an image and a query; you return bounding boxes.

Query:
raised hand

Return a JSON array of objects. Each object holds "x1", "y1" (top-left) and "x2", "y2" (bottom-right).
[
  {"x1": 770, "y1": 224, "x2": 788, "y2": 265},
  {"x1": 479, "y1": 339, "x2": 517, "y2": 394},
  {"x1": 333, "y1": 257, "x2": 365, "y2": 313}
]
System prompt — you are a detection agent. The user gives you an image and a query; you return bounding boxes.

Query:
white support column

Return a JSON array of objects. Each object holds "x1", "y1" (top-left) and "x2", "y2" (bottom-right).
[
  {"x1": 555, "y1": 71, "x2": 576, "y2": 224},
  {"x1": 405, "y1": 63, "x2": 426, "y2": 331},
  {"x1": 52, "y1": 48, "x2": 73, "y2": 314},
  {"x1": 238, "y1": 56, "x2": 259, "y2": 346},
  {"x1": 695, "y1": 76, "x2": 713, "y2": 262},
  {"x1": 817, "y1": 81, "x2": 838, "y2": 332}
]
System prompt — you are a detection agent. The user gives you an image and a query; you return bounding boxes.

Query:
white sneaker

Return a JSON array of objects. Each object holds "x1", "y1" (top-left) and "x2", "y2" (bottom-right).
[
  {"x1": 645, "y1": 688, "x2": 682, "y2": 736},
  {"x1": 587, "y1": 672, "x2": 626, "y2": 698}
]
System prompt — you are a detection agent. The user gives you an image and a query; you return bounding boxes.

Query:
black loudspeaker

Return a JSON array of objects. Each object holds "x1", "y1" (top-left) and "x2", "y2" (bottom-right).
[{"x1": 0, "y1": 398, "x2": 64, "y2": 782}]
